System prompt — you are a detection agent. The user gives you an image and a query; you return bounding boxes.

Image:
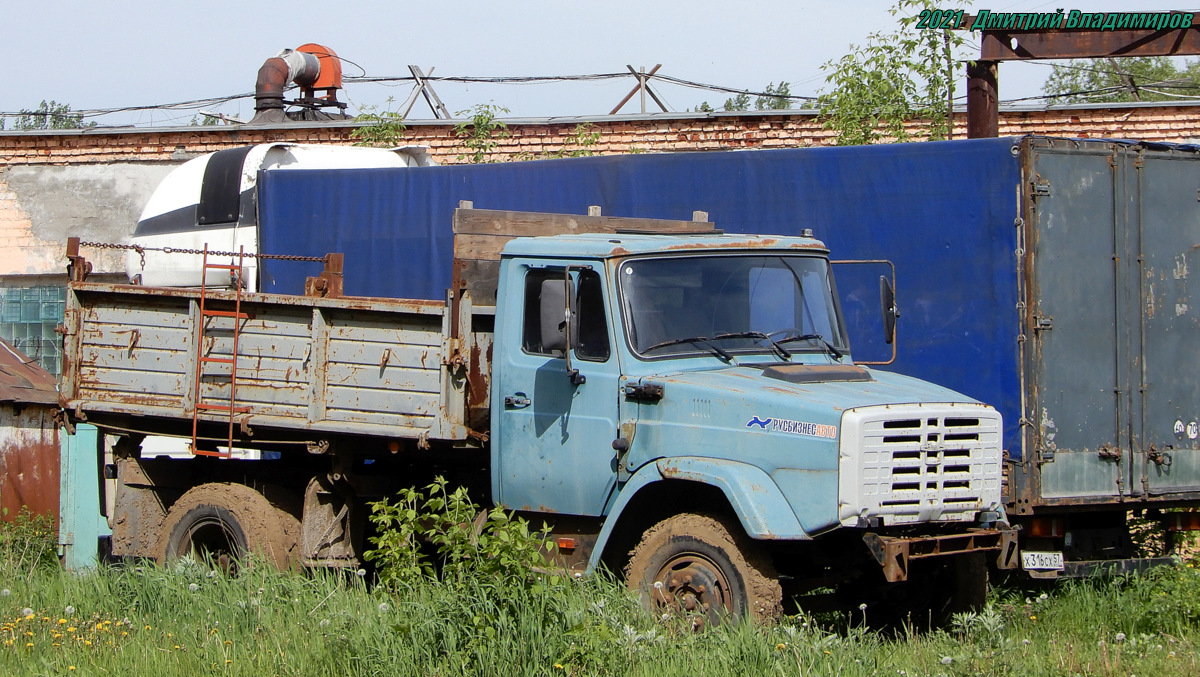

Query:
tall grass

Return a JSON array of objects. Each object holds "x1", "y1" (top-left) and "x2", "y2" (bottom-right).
[{"x1": 1, "y1": 513, "x2": 1199, "y2": 676}]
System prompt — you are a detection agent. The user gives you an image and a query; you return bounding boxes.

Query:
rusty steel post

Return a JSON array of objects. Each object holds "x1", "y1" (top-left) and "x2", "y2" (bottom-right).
[{"x1": 967, "y1": 60, "x2": 999, "y2": 138}]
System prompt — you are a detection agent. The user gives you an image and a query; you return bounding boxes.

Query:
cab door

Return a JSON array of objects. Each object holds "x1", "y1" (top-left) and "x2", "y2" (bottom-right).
[{"x1": 492, "y1": 260, "x2": 621, "y2": 515}]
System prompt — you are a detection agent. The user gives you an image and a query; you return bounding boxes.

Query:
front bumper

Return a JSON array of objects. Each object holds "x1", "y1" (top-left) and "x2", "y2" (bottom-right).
[{"x1": 862, "y1": 527, "x2": 1019, "y2": 582}]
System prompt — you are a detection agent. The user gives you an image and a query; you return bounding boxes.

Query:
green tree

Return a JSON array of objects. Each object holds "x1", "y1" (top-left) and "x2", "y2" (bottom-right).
[
  {"x1": 15, "y1": 100, "x2": 92, "y2": 130},
  {"x1": 454, "y1": 103, "x2": 510, "y2": 163},
  {"x1": 351, "y1": 96, "x2": 407, "y2": 147},
  {"x1": 1042, "y1": 56, "x2": 1200, "y2": 104},
  {"x1": 723, "y1": 92, "x2": 751, "y2": 111},
  {"x1": 755, "y1": 82, "x2": 792, "y2": 110},
  {"x1": 816, "y1": 0, "x2": 965, "y2": 145}
]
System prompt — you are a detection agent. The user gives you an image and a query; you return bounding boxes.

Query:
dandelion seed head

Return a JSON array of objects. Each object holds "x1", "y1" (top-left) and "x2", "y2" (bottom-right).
[
  {"x1": 64, "y1": 606, "x2": 75, "y2": 615},
  {"x1": 858, "y1": 603, "x2": 868, "y2": 610},
  {"x1": 206, "y1": 570, "x2": 217, "y2": 578},
  {"x1": 356, "y1": 569, "x2": 367, "y2": 577},
  {"x1": 188, "y1": 583, "x2": 199, "y2": 592},
  {"x1": 1115, "y1": 632, "x2": 1126, "y2": 643},
  {"x1": 940, "y1": 657, "x2": 953, "y2": 665},
  {"x1": 652, "y1": 581, "x2": 664, "y2": 590},
  {"x1": 378, "y1": 603, "x2": 390, "y2": 613},
  {"x1": 21, "y1": 608, "x2": 32, "y2": 617},
  {"x1": 319, "y1": 619, "x2": 330, "y2": 628},
  {"x1": 1023, "y1": 639, "x2": 1031, "y2": 645},
  {"x1": 0, "y1": 589, "x2": 9, "y2": 597}
]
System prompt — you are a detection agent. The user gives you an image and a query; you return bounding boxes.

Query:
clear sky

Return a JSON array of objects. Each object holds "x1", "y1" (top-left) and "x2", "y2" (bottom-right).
[{"x1": 5, "y1": 1, "x2": 1177, "y2": 127}]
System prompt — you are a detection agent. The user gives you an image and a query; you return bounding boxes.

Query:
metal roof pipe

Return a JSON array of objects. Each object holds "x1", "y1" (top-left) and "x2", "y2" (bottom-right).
[{"x1": 253, "y1": 49, "x2": 322, "y2": 122}]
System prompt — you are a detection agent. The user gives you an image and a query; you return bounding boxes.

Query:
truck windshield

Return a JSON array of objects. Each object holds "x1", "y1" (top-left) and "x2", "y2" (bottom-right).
[{"x1": 619, "y1": 254, "x2": 848, "y2": 359}]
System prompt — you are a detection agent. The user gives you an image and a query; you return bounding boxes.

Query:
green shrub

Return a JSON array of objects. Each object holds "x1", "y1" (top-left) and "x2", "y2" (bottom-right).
[
  {"x1": 365, "y1": 477, "x2": 554, "y2": 589},
  {"x1": 0, "y1": 508, "x2": 58, "y2": 578}
]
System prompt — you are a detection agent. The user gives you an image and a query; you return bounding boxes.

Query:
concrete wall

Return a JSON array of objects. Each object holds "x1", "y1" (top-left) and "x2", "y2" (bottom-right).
[{"x1": 0, "y1": 164, "x2": 177, "y2": 276}]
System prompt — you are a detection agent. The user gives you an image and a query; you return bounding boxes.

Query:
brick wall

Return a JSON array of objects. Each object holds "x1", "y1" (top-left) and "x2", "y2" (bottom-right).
[
  {"x1": 2, "y1": 102, "x2": 1198, "y2": 279},
  {"x1": 3, "y1": 103, "x2": 1199, "y2": 167}
]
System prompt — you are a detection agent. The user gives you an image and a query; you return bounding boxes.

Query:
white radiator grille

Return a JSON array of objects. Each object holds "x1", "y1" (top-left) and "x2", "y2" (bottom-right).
[{"x1": 838, "y1": 404, "x2": 1003, "y2": 526}]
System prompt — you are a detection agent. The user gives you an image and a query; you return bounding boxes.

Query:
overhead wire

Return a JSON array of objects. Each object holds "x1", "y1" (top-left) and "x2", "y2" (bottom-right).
[{"x1": 6, "y1": 64, "x2": 1200, "y2": 127}]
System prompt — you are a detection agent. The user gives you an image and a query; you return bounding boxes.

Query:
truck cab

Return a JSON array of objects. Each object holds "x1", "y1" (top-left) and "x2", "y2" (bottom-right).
[{"x1": 491, "y1": 231, "x2": 1011, "y2": 621}]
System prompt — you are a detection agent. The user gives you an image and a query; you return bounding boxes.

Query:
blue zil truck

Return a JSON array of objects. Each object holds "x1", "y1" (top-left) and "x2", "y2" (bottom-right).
[{"x1": 64, "y1": 202, "x2": 1013, "y2": 625}]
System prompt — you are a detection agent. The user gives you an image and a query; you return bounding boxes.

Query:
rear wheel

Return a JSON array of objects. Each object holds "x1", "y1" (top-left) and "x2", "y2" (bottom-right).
[
  {"x1": 160, "y1": 483, "x2": 301, "y2": 570},
  {"x1": 625, "y1": 513, "x2": 782, "y2": 625}
]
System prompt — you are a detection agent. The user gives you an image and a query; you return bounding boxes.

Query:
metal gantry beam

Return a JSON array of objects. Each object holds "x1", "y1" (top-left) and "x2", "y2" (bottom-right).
[{"x1": 962, "y1": 13, "x2": 1200, "y2": 138}]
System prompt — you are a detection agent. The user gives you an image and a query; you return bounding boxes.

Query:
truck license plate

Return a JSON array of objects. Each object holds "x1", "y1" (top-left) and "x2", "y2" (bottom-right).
[{"x1": 1021, "y1": 550, "x2": 1065, "y2": 571}]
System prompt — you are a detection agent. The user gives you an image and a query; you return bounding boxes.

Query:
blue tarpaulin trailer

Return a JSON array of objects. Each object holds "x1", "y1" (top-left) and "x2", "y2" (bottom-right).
[{"x1": 257, "y1": 136, "x2": 1200, "y2": 573}]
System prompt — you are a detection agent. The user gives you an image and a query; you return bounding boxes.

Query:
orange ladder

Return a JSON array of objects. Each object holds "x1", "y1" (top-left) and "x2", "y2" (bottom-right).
[{"x1": 191, "y1": 246, "x2": 250, "y2": 458}]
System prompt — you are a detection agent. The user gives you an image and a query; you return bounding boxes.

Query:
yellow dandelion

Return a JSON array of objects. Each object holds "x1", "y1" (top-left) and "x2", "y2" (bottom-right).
[
  {"x1": 84, "y1": 640, "x2": 92, "y2": 646},
  {"x1": 52, "y1": 633, "x2": 61, "y2": 639},
  {"x1": 553, "y1": 664, "x2": 563, "y2": 670},
  {"x1": 775, "y1": 643, "x2": 786, "y2": 650},
  {"x1": 225, "y1": 660, "x2": 233, "y2": 664},
  {"x1": 67, "y1": 627, "x2": 76, "y2": 633},
  {"x1": 58, "y1": 619, "x2": 67, "y2": 625},
  {"x1": 24, "y1": 614, "x2": 33, "y2": 620},
  {"x1": 69, "y1": 667, "x2": 76, "y2": 671},
  {"x1": 167, "y1": 633, "x2": 173, "y2": 638},
  {"x1": 121, "y1": 631, "x2": 128, "y2": 637},
  {"x1": 25, "y1": 642, "x2": 33, "y2": 647},
  {"x1": 25, "y1": 631, "x2": 33, "y2": 637},
  {"x1": 53, "y1": 643, "x2": 60, "y2": 647},
  {"x1": 144, "y1": 625, "x2": 152, "y2": 630},
  {"x1": 224, "y1": 640, "x2": 232, "y2": 645},
  {"x1": 174, "y1": 645, "x2": 180, "y2": 650},
  {"x1": 1030, "y1": 616, "x2": 1037, "y2": 621}
]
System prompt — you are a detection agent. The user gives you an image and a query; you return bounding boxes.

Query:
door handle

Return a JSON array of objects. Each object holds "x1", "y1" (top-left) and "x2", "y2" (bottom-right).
[{"x1": 504, "y1": 395, "x2": 531, "y2": 408}]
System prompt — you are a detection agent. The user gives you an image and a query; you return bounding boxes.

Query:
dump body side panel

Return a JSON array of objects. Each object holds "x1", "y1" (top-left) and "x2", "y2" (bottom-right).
[{"x1": 62, "y1": 282, "x2": 469, "y2": 442}]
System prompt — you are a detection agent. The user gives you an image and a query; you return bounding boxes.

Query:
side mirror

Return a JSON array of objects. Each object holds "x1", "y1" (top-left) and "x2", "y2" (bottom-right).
[
  {"x1": 879, "y1": 275, "x2": 898, "y2": 345},
  {"x1": 539, "y1": 278, "x2": 575, "y2": 354},
  {"x1": 539, "y1": 275, "x2": 585, "y2": 385}
]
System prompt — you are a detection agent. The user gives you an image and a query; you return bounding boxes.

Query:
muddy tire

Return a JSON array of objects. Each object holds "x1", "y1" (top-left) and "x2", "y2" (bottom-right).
[
  {"x1": 160, "y1": 483, "x2": 301, "y2": 571},
  {"x1": 625, "y1": 513, "x2": 782, "y2": 625}
]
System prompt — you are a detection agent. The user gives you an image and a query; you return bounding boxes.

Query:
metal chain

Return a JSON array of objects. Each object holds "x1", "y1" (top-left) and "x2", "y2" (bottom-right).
[{"x1": 76, "y1": 241, "x2": 328, "y2": 263}]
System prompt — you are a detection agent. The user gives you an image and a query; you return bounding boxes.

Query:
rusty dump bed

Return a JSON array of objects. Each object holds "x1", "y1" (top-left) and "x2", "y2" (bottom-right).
[{"x1": 60, "y1": 281, "x2": 489, "y2": 444}]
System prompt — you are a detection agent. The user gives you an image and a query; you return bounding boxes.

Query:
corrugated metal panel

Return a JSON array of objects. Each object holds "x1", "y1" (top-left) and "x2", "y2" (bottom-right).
[
  {"x1": 0, "y1": 339, "x2": 61, "y2": 523},
  {"x1": 0, "y1": 407, "x2": 59, "y2": 524},
  {"x1": 0, "y1": 338, "x2": 59, "y2": 405},
  {"x1": 1023, "y1": 138, "x2": 1200, "y2": 502}
]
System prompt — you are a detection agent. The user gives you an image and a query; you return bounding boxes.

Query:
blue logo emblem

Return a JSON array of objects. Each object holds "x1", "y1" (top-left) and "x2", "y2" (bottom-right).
[{"x1": 747, "y1": 416, "x2": 772, "y2": 429}]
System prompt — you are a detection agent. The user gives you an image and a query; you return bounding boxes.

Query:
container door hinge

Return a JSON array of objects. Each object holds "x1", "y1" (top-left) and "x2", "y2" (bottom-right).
[
  {"x1": 1032, "y1": 180, "x2": 1051, "y2": 198},
  {"x1": 1033, "y1": 315, "x2": 1053, "y2": 332}
]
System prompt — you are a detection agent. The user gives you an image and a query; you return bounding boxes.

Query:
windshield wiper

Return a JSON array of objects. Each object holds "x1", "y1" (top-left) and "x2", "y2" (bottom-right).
[
  {"x1": 774, "y1": 333, "x2": 843, "y2": 360},
  {"x1": 642, "y1": 336, "x2": 733, "y2": 362},
  {"x1": 712, "y1": 331, "x2": 791, "y2": 361}
]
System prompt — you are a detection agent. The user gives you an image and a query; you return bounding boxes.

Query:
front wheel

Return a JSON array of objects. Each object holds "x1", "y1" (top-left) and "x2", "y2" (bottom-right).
[{"x1": 625, "y1": 513, "x2": 782, "y2": 625}]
